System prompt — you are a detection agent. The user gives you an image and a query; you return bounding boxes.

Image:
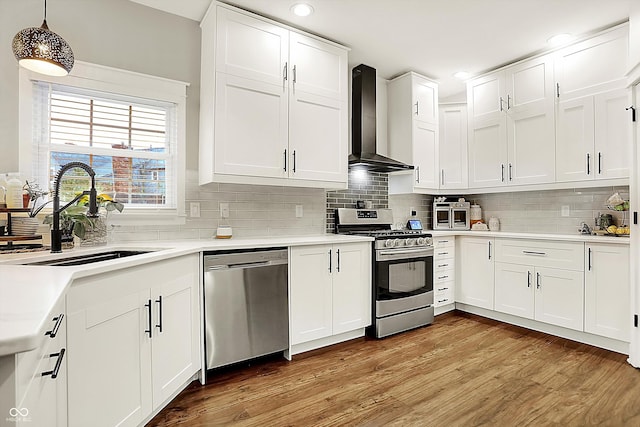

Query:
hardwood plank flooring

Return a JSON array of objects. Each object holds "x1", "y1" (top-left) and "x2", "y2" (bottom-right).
[{"x1": 148, "y1": 311, "x2": 640, "y2": 426}]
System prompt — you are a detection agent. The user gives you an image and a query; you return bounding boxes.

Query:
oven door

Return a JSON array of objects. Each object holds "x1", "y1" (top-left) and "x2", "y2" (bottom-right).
[
  {"x1": 433, "y1": 207, "x2": 452, "y2": 229},
  {"x1": 375, "y1": 247, "x2": 433, "y2": 302},
  {"x1": 451, "y1": 208, "x2": 470, "y2": 229}
]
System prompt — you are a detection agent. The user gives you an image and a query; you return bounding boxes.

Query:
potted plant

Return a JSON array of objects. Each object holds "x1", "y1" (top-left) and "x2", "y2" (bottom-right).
[
  {"x1": 11, "y1": 183, "x2": 49, "y2": 236},
  {"x1": 43, "y1": 193, "x2": 124, "y2": 247}
]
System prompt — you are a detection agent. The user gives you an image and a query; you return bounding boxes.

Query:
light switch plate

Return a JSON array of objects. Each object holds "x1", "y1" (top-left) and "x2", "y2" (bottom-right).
[
  {"x1": 220, "y1": 202, "x2": 230, "y2": 218},
  {"x1": 295, "y1": 205, "x2": 303, "y2": 218},
  {"x1": 561, "y1": 205, "x2": 570, "y2": 217},
  {"x1": 190, "y1": 202, "x2": 200, "y2": 218}
]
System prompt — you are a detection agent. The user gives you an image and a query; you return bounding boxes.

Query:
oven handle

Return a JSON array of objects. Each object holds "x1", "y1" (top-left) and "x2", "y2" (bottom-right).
[{"x1": 377, "y1": 248, "x2": 433, "y2": 261}]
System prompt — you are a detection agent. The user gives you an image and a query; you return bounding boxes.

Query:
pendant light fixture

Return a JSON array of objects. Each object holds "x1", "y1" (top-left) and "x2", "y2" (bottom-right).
[{"x1": 12, "y1": 0, "x2": 74, "y2": 76}]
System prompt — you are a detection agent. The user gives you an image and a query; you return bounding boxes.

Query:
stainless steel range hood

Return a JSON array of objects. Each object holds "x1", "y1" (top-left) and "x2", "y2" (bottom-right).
[{"x1": 349, "y1": 64, "x2": 414, "y2": 173}]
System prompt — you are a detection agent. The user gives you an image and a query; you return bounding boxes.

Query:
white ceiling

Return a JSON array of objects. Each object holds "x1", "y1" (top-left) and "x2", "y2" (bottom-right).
[{"x1": 130, "y1": 0, "x2": 632, "y2": 99}]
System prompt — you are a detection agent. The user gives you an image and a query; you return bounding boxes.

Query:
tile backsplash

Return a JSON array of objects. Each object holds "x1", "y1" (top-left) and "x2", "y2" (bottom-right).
[
  {"x1": 109, "y1": 169, "x2": 327, "y2": 242},
  {"x1": 468, "y1": 186, "x2": 630, "y2": 234},
  {"x1": 326, "y1": 171, "x2": 389, "y2": 232},
  {"x1": 104, "y1": 166, "x2": 630, "y2": 242}
]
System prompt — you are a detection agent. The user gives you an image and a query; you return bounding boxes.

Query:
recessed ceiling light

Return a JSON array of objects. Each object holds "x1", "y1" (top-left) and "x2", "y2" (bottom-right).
[
  {"x1": 291, "y1": 3, "x2": 314, "y2": 17},
  {"x1": 453, "y1": 71, "x2": 471, "y2": 80},
  {"x1": 547, "y1": 33, "x2": 573, "y2": 46}
]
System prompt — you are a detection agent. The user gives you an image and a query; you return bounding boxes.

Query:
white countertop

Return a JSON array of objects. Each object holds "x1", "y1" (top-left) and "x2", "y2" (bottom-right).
[
  {"x1": 428, "y1": 230, "x2": 630, "y2": 245},
  {"x1": 0, "y1": 234, "x2": 372, "y2": 356}
]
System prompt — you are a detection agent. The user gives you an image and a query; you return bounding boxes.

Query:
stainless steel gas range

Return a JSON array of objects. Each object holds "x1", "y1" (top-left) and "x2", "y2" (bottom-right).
[{"x1": 335, "y1": 208, "x2": 434, "y2": 338}]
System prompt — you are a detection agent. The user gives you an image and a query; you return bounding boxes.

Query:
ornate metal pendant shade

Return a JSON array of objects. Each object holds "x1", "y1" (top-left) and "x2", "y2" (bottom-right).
[{"x1": 12, "y1": 0, "x2": 74, "y2": 76}]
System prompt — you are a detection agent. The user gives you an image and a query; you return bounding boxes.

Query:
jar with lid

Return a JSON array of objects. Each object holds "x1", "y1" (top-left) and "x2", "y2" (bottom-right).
[
  {"x1": 6, "y1": 174, "x2": 23, "y2": 209},
  {"x1": 470, "y1": 204, "x2": 482, "y2": 225}
]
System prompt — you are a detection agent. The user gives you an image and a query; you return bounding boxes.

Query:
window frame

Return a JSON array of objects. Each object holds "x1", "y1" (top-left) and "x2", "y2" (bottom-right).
[{"x1": 19, "y1": 61, "x2": 188, "y2": 224}]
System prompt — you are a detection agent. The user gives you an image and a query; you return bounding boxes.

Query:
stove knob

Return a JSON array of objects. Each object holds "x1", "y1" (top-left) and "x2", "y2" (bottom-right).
[
  {"x1": 416, "y1": 237, "x2": 426, "y2": 246},
  {"x1": 426, "y1": 237, "x2": 433, "y2": 246},
  {"x1": 385, "y1": 239, "x2": 395, "y2": 248},
  {"x1": 405, "y1": 238, "x2": 416, "y2": 246},
  {"x1": 392, "y1": 238, "x2": 401, "y2": 247}
]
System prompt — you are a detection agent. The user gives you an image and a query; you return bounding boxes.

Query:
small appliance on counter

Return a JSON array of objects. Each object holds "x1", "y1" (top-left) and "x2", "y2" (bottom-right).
[{"x1": 433, "y1": 197, "x2": 470, "y2": 230}]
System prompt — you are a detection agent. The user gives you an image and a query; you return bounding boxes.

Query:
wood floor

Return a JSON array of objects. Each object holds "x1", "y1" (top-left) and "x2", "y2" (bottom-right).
[{"x1": 148, "y1": 311, "x2": 640, "y2": 426}]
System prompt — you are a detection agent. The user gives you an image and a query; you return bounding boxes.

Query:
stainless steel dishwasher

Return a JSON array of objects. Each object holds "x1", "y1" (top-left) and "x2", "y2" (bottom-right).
[{"x1": 203, "y1": 248, "x2": 289, "y2": 370}]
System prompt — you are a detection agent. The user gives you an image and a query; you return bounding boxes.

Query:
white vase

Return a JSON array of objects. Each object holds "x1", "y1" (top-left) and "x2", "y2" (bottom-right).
[{"x1": 11, "y1": 217, "x2": 40, "y2": 236}]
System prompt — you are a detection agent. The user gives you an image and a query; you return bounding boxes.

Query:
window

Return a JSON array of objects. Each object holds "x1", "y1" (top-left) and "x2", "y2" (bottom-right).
[{"x1": 19, "y1": 61, "x2": 187, "y2": 221}]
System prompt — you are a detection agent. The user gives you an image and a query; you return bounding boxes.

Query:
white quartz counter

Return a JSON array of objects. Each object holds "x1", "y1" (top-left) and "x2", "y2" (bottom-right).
[
  {"x1": 429, "y1": 230, "x2": 630, "y2": 245},
  {"x1": 0, "y1": 234, "x2": 372, "y2": 356}
]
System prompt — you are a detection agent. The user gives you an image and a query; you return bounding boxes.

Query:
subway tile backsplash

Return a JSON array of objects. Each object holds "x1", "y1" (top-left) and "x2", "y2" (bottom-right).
[
  {"x1": 107, "y1": 167, "x2": 631, "y2": 242},
  {"x1": 468, "y1": 186, "x2": 630, "y2": 234}
]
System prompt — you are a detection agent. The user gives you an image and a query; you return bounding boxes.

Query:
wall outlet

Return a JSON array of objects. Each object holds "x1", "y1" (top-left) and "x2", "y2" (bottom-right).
[
  {"x1": 190, "y1": 202, "x2": 200, "y2": 218},
  {"x1": 295, "y1": 205, "x2": 303, "y2": 218},
  {"x1": 220, "y1": 202, "x2": 230, "y2": 218},
  {"x1": 561, "y1": 205, "x2": 570, "y2": 217}
]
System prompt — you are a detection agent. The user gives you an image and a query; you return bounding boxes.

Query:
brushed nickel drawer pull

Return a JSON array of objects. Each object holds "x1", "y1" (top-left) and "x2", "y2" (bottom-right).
[{"x1": 522, "y1": 250, "x2": 546, "y2": 256}]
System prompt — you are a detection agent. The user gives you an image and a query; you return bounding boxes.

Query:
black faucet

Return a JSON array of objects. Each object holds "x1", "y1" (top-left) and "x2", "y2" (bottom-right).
[{"x1": 51, "y1": 162, "x2": 99, "y2": 253}]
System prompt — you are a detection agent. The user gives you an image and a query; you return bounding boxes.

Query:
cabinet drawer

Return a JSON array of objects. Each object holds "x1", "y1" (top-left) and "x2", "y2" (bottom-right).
[
  {"x1": 495, "y1": 239, "x2": 584, "y2": 271},
  {"x1": 435, "y1": 294, "x2": 454, "y2": 306},
  {"x1": 435, "y1": 269, "x2": 455, "y2": 284},
  {"x1": 434, "y1": 246, "x2": 455, "y2": 259},
  {"x1": 435, "y1": 282, "x2": 454, "y2": 295},
  {"x1": 435, "y1": 258, "x2": 454, "y2": 270},
  {"x1": 433, "y1": 237, "x2": 455, "y2": 249}
]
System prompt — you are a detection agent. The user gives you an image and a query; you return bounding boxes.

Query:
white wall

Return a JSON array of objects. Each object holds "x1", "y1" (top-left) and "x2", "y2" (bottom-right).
[{"x1": 0, "y1": 0, "x2": 201, "y2": 173}]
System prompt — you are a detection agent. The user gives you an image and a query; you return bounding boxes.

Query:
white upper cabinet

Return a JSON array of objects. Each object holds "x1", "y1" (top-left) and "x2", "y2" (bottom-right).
[
  {"x1": 555, "y1": 25, "x2": 630, "y2": 183},
  {"x1": 468, "y1": 54, "x2": 555, "y2": 188},
  {"x1": 387, "y1": 72, "x2": 439, "y2": 193},
  {"x1": 439, "y1": 104, "x2": 468, "y2": 189},
  {"x1": 200, "y1": 3, "x2": 348, "y2": 188},
  {"x1": 215, "y1": 7, "x2": 288, "y2": 84}
]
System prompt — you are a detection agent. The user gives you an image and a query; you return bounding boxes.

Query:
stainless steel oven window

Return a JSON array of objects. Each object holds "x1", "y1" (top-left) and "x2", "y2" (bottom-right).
[
  {"x1": 388, "y1": 261, "x2": 426, "y2": 293},
  {"x1": 434, "y1": 209, "x2": 451, "y2": 228},
  {"x1": 452, "y1": 209, "x2": 469, "y2": 228}
]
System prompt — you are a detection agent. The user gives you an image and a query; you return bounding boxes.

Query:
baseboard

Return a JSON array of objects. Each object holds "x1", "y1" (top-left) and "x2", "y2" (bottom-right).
[{"x1": 455, "y1": 303, "x2": 629, "y2": 355}]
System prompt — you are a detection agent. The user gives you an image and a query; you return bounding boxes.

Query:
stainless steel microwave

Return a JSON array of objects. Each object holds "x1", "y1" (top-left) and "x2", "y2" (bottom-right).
[{"x1": 433, "y1": 201, "x2": 470, "y2": 230}]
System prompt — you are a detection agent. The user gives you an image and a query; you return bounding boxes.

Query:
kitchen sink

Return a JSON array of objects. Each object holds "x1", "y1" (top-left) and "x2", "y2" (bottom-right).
[{"x1": 21, "y1": 250, "x2": 154, "y2": 266}]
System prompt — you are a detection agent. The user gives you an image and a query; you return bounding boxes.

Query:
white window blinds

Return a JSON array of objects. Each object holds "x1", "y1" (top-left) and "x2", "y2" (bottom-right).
[{"x1": 32, "y1": 82, "x2": 178, "y2": 209}]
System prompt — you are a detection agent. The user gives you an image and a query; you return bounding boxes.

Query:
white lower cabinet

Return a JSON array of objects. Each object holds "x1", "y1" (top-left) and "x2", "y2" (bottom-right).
[
  {"x1": 457, "y1": 237, "x2": 495, "y2": 310},
  {"x1": 0, "y1": 300, "x2": 66, "y2": 427},
  {"x1": 290, "y1": 242, "x2": 371, "y2": 346},
  {"x1": 433, "y1": 237, "x2": 455, "y2": 311},
  {"x1": 66, "y1": 254, "x2": 200, "y2": 427},
  {"x1": 494, "y1": 239, "x2": 584, "y2": 331},
  {"x1": 585, "y1": 243, "x2": 630, "y2": 341}
]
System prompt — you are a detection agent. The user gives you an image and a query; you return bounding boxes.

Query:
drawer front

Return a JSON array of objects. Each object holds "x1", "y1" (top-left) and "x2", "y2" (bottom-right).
[
  {"x1": 434, "y1": 246, "x2": 455, "y2": 260},
  {"x1": 435, "y1": 281, "x2": 454, "y2": 295},
  {"x1": 495, "y1": 239, "x2": 584, "y2": 271},
  {"x1": 433, "y1": 237, "x2": 455, "y2": 249},
  {"x1": 435, "y1": 258, "x2": 454, "y2": 271},
  {"x1": 435, "y1": 268, "x2": 455, "y2": 284}
]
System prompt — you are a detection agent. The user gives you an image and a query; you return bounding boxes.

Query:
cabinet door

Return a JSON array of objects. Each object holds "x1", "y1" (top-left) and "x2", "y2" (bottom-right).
[
  {"x1": 290, "y1": 245, "x2": 333, "y2": 345},
  {"x1": 457, "y1": 238, "x2": 495, "y2": 310},
  {"x1": 151, "y1": 256, "x2": 200, "y2": 408},
  {"x1": 468, "y1": 72, "x2": 505, "y2": 123},
  {"x1": 439, "y1": 104, "x2": 468, "y2": 189},
  {"x1": 332, "y1": 243, "x2": 372, "y2": 335},
  {"x1": 585, "y1": 244, "x2": 630, "y2": 341},
  {"x1": 555, "y1": 25, "x2": 628, "y2": 101},
  {"x1": 495, "y1": 262, "x2": 534, "y2": 319},
  {"x1": 534, "y1": 267, "x2": 584, "y2": 331},
  {"x1": 289, "y1": 91, "x2": 347, "y2": 183},
  {"x1": 468, "y1": 118, "x2": 507, "y2": 188},
  {"x1": 414, "y1": 76, "x2": 438, "y2": 125},
  {"x1": 67, "y1": 291, "x2": 152, "y2": 427},
  {"x1": 214, "y1": 73, "x2": 289, "y2": 178},
  {"x1": 556, "y1": 96, "x2": 594, "y2": 182},
  {"x1": 413, "y1": 120, "x2": 438, "y2": 189},
  {"x1": 594, "y1": 88, "x2": 630, "y2": 179},
  {"x1": 289, "y1": 32, "x2": 348, "y2": 101},
  {"x1": 215, "y1": 6, "x2": 289, "y2": 86}
]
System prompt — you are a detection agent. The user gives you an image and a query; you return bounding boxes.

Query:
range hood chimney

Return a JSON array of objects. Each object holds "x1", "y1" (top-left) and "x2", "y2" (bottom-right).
[{"x1": 349, "y1": 64, "x2": 414, "y2": 173}]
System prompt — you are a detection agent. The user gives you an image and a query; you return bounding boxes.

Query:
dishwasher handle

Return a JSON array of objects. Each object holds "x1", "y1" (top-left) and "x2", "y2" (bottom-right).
[{"x1": 207, "y1": 259, "x2": 287, "y2": 270}]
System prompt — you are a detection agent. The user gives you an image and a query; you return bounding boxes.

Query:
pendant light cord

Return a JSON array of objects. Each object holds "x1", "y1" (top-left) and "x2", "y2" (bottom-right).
[{"x1": 44, "y1": 0, "x2": 47, "y2": 20}]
